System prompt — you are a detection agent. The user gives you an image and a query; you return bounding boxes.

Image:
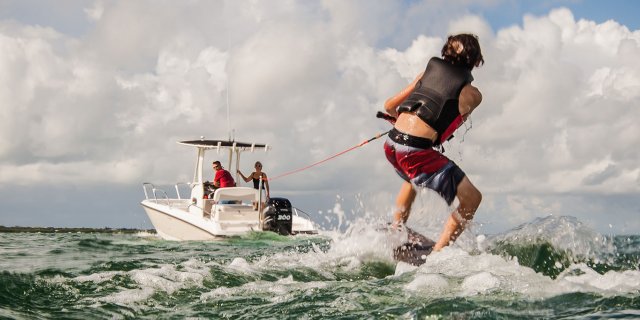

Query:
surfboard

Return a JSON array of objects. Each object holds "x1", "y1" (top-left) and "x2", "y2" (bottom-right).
[{"x1": 392, "y1": 226, "x2": 436, "y2": 266}]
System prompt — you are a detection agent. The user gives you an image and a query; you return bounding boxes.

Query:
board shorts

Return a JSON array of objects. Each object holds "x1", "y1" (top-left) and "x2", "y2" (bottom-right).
[{"x1": 384, "y1": 128, "x2": 466, "y2": 205}]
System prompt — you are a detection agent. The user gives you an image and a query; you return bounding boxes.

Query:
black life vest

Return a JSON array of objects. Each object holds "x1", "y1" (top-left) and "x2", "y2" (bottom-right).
[{"x1": 396, "y1": 57, "x2": 473, "y2": 145}]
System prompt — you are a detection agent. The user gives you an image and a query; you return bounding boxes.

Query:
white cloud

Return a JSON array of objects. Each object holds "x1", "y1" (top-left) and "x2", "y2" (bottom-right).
[
  {"x1": 0, "y1": 159, "x2": 149, "y2": 186},
  {"x1": 0, "y1": 2, "x2": 638, "y2": 232},
  {"x1": 465, "y1": 8, "x2": 640, "y2": 196},
  {"x1": 84, "y1": 1, "x2": 104, "y2": 21}
]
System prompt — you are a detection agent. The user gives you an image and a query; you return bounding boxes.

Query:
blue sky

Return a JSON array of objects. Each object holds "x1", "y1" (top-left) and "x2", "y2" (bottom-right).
[
  {"x1": 0, "y1": 0, "x2": 638, "y2": 236},
  {"x1": 476, "y1": 0, "x2": 640, "y2": 31},
  {"x1": 2, "y1": 1, "x2": 639, "y2": 43}
]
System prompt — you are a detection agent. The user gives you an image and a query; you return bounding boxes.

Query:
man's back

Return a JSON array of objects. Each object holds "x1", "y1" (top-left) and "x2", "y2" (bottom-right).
[{"x1": 215, "y1": 169, "x2": 236, "y2": 188}]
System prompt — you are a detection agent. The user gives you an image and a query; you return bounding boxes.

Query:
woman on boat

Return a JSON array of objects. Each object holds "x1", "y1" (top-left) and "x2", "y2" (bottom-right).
[{"x1": 238, "y1": 161, "x2": 270, "y2": 200}]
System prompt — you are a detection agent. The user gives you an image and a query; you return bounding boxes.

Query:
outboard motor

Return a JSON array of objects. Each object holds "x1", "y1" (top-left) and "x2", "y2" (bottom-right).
[{"x1": 262, "y1": 197, "x2": 293, "y2": 235}]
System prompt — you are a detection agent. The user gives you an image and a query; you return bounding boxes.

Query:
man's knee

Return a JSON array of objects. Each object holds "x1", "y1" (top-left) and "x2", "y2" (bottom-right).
[
  {"x1": 457, "y1": 182, "x2": 481, "y2": 220},
  {"x1": 458, "y1": 179, "x2": 481, "y2": 204},
  {"x1": 470, "y1": 188, "x2": 482, "y2": 207}
]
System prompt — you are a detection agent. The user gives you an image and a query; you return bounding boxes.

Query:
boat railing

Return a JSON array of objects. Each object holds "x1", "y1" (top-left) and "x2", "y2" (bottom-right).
[
  {"x1": 174, "y1": 182, "x2": 193, "y2": 200},
  {"x1": 142, "y1": 183, "x2": 155, "y2": 200},
  {"x1": 187, "y1": 201, "x2": 214, "y2": 218},
  {"x1": 142, "y1": 182, "x2": 171, "y2": 206},
  {"x1": 187, "y1": 202, "x2": 204, "y2": 214},
  {"x1": 153, "y1": 189, "x2": 171, "y2": 206},
  {"x1": 293, "y1": 207, "x2": 313, "y2": 221}
]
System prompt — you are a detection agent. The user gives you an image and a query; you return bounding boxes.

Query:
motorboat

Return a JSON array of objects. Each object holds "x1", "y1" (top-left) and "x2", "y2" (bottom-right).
[{"x1": 141, "y1": 138, "x2": 318, "y2": 240}]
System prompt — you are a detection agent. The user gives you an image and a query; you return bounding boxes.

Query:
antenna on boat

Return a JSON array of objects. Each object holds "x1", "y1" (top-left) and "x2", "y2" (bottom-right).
[
  {"x1": 226, "y1": 75, "x2": 231, "y2": 141},
  {"x1": 225, "y1": 0, "x2": 232, "y2": 142}
]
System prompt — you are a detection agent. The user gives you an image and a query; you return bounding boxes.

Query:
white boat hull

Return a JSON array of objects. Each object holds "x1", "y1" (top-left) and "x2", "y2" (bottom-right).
[
  {"x1": 142, "y1": 202, "x2": 223, "y2": 240},
  {"x1": 141, "y1": 197, "x2": 317, "y2": 241}
]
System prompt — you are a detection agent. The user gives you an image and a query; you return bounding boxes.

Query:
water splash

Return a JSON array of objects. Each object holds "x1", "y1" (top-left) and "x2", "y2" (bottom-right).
[
  {"x1": 482, "y1": 215, "x2": 619, "y2": 277},
  {"x1": 2, "y1": 213, "x2": 639, "y2": 319}
]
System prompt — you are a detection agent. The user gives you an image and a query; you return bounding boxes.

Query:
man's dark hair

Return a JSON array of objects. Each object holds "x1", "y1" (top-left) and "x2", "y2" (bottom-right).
[{"x1": 441, "y1": 34, "x2": 484, "y2": 70}]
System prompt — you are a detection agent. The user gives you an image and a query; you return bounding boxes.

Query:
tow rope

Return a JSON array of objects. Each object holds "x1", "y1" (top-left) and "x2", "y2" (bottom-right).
[{"x1": 267, "y1": 112, "x2": 396, "y2": 182}]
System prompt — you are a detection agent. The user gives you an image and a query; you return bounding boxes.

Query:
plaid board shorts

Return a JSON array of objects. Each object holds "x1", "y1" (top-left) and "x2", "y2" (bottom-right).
[{"x1": 384, "y1": 128, "x2": 465, "y2": 205}]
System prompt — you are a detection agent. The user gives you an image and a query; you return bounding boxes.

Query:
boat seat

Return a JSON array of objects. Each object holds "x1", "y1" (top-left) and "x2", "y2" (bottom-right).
[
  {"x1": 213, "y1": 187, "x2": 259, "y2": 204},
  {"x1": 219, "y1": 220, "x2": 260, "y2": 226},
  {"x1": 215, "y1": 204, "x2": 254, "y2": 211}
]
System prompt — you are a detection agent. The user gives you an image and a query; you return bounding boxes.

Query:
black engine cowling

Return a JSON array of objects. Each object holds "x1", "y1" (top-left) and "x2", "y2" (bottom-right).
[{"x1": 262, "y1": 197, "x2": 293, "y2": 235}]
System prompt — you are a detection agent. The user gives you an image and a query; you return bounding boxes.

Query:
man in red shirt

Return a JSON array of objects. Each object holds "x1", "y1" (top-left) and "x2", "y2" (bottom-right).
[{"x1": 212, "y1": 161, "x2": 236, "y2": 188}]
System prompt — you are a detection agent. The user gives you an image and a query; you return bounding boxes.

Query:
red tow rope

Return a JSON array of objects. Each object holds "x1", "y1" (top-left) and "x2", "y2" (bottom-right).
[{"x1": 268, "y1": 112, "x2": 396, "y2": 182}]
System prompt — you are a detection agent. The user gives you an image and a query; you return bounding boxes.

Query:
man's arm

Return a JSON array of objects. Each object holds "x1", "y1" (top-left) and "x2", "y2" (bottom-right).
[
  {"x1": 384, "y1": 72, "x2": 423, "y2": 118},
  {"x1": 212, "y1": 171, "x2": 220, "y2": 187},
  {"x1": 459, "y1": 84, "x2": 482, "y2": 121}
]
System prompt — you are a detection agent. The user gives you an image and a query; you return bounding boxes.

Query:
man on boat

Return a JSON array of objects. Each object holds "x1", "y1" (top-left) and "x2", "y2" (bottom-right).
[
  {"x1": 383, "y1": 34, "x2": 484, "y2": 251},
  {"x1": 212, "y1": 161, "x2": 236, "y2": 188}
]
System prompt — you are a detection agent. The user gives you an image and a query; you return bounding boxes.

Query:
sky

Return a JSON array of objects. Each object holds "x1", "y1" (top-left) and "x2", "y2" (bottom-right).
[{"x1": 0, "y1": 0, "x2": 639, "y2": 235}]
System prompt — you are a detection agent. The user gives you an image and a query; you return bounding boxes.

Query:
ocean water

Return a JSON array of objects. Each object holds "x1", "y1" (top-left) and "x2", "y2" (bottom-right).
[{"x1": 1, "y1": 215, "x2": 639, "y2": 319}]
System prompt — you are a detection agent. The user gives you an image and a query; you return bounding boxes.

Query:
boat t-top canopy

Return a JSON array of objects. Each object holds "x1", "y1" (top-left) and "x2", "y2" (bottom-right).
[
  {"x1": 179, "y1": 139, "x2": 270, "y2": 152},
  {"x1": 179, "y1": 138, "x2": 270, "y2": 184}
]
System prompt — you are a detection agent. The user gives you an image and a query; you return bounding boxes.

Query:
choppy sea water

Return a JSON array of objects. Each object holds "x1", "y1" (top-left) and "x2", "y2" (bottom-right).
[{"x1": 1, "y1": 215, "x2": 639, "y2": 319}]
